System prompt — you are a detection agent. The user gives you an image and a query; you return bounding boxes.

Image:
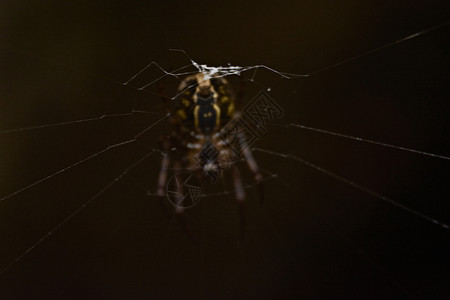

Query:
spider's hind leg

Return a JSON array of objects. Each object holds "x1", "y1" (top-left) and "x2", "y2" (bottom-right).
[
  {"x1": 231, "y1": 166, "x2": 246, "y2": 242},
  {"x1": 242, "y1": 145, "x2": 264, "y2": 204},
  {"x1": 171, "y1": 161, "x2": 199, "y2": 244}
]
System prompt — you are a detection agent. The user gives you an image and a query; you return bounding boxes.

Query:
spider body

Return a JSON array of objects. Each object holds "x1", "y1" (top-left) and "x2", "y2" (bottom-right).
[
  {"x1": 173, "y1": 73, "x2": 234, "y2": 133},
  {"x1": 162, "y1": 74, "x2": 236, "y2": 180},
  {"x1": 156, "y1": 73, "x2": 263, "y2": 221}
]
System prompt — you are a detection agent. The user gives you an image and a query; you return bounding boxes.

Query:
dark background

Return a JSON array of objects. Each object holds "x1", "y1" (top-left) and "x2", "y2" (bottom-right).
[{"x1": 1, "y1": 0, "x2": 449, "y2": 299}]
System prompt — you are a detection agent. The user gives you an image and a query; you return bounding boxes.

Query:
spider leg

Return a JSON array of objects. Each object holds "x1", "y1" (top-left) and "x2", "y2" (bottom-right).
[
  {"x1": 241, "y1": 145, "x2": 264, "y2": 204},
  {"x1": 156, "y1": 153, "x2": 170, "y2": 197},
  {"x1": 172, "y1": 161, "x2": 199, "y2": 244},
  {"x1": 172, "y1": 161, "x2": 185, "y2": 214},
  {"x1": 155, "y1": 140, "x2": 172, "y2": 219},
  {"x1": 231, "y1": 166, "x2": 246, "y2": 241}
]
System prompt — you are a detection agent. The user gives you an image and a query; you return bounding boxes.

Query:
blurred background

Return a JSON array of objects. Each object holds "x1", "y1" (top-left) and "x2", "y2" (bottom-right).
[{"x1": 0, "y1": 0, "x2": 449, "y2": 299}]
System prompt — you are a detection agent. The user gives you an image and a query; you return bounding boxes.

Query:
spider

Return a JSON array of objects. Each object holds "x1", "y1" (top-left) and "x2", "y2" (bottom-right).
[{"x1": 155, "y1": 73, "x2": 264, "y2": 236}]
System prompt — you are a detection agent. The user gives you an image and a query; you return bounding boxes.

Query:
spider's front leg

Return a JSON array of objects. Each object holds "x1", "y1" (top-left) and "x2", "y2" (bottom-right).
[
  {"x1": 156, "y1": 137, "x2": 186, "y2": 213},
  {"x1": 156, "y1": 149, "x2": 170, "y2": 197},
  {"x1": 155, "y1": 76, "x2": 174, "y2": 199},
  {"x1": 155, "y1": 137, "x2": 173, "y2": 218}
]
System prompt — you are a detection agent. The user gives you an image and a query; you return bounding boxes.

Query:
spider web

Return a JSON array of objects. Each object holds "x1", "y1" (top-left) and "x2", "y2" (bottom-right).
[{"x1": 0, "y1": 2, "x2": 449, "y2": 298}]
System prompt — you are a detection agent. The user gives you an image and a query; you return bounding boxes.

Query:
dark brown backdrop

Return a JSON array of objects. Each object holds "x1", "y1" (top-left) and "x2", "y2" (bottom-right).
[{"x1": 1, "y1": 0, "x2": 449, "y2": 299}]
